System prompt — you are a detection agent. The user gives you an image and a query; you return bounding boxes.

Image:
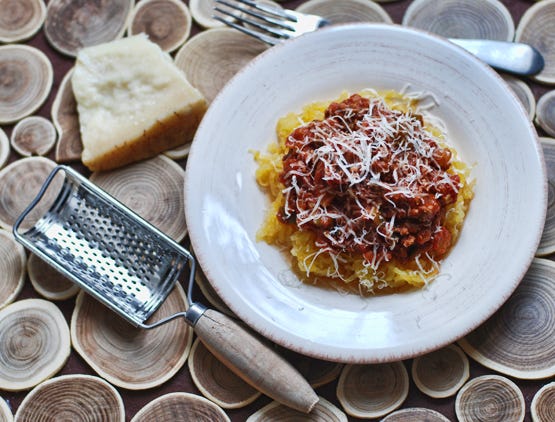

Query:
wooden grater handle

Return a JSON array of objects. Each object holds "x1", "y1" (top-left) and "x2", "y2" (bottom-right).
[{"x1": 193, "y1": 308, "x2": 318, "y2": 413}]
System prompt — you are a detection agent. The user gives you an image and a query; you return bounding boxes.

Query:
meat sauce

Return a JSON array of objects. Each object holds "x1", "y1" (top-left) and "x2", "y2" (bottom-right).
[{"x1": 278, "y1": 94, "x2": 461, "y2": 267}]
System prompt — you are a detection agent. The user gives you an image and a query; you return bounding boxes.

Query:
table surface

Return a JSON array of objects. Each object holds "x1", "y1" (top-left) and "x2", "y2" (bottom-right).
[{"x1": 1, "y1": 1, "x2": 553, "y2": 421}]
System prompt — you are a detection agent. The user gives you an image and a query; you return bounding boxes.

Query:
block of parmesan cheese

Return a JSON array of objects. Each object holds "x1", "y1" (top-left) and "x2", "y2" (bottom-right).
[{"x1": 72, "y1": 34, "x2": 207, "y2": 171}]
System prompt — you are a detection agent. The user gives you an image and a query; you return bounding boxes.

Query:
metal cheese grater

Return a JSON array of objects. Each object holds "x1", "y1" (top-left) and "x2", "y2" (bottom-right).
[
  {"x1": 13, "y1": 165, "x2": 207, "y2": 327},
  {"x1": 12, "y1": 165, "x2": 318, "y2": 413}
]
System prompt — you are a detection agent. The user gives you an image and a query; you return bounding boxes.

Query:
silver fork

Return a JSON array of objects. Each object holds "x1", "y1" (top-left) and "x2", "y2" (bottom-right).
[
  {"x1": 213, "y1": 0, "x2": 544, "y2": 76},
  {"x1": 214, "y1": 0, "x2": 327, "y2": 45}
]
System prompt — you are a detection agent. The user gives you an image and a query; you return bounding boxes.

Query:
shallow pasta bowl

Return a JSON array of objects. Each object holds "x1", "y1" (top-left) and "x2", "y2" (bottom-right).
[{"x1": 184, "y1": 24, "x2": 546, "y2": 363}]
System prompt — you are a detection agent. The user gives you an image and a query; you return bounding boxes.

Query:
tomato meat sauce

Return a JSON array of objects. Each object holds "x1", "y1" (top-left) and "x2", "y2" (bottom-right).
[{"x1": 277, "y1": 94, "x2": 461, "y2": 269}]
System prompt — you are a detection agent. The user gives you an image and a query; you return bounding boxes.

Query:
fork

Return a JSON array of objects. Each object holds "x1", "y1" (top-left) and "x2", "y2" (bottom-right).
[{"x1": 213, "y1": 0, "x2": 544, "y2": 77}]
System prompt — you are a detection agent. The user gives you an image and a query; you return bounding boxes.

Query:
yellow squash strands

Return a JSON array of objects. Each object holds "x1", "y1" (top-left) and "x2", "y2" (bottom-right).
[{"x1": 254, "y1": 90, "x2": 473, "y2": 294}]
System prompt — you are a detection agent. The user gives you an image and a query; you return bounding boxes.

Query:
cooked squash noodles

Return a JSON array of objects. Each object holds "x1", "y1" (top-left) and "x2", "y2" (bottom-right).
[{"x1": 254, "y1": 90, "x2": 473, "y2": 294}]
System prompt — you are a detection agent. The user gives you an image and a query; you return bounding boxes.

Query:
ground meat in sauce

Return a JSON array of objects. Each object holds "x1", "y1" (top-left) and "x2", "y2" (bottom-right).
[{"x1": 278, "y1": 94, "x2": 461, "y2": 266}]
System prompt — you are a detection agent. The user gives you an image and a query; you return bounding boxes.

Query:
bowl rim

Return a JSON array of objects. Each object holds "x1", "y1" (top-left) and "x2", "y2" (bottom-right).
[{"x1": 184, "y1": 22, "x2": 547, "y2": 363}]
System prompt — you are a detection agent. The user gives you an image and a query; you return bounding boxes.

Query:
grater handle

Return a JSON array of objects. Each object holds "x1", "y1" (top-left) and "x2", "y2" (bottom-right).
[
  {"x1": 13, "y1": 165, "x2": 67, "y2": 240},
  {"x1": 193, "y1": 308, "x2": 318, "y2": 413}
]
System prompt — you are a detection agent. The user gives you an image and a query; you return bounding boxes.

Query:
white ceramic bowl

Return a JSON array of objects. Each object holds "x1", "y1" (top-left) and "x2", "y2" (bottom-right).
[{"x1": 184, "y1": 24, "x2": 546, "y2": 363}]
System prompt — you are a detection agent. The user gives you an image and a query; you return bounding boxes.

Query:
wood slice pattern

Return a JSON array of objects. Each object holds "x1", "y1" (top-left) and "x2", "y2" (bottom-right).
[
  {"x1": 531, "y1": 381, "x2": 555, "y2": 422},
  {"x1": 174, "y1": 28, "x2": 267, "y2": 103},
  {"x1": 280, "y1": 349, "x2": 343, "y2": 388},
  {"x1": 194, "y1": 261, "x2": 235, "y2": 318},
  {"x1": 0, "y1": 129, "x2": 8, "y2": 170},
  {"x1": 538, "y1": 137, "x2": 555, "y2": 256},
  {"x1": 89, "y1": 155, "x2": 187, "y2": 242},
  {"x1": 14, "y1": 374, "x2": 124, "y2": 422},
  {"x1": 189, "y1": 0, "x2": 225, "y2": 29},
  {"x1": 455, "y1": 375, "x2": 525, "y2": 422},
  {"x1": 336, "y1": 362, "x2": 409, "y2": 419},
  {"x1": 411, "y1": 344, "x2": 469, "y2": 398},
  {"x1": 27, "y1": 253, "x2": 80, "y2": 301},
  {"x1": 0, "y1": 0, "x2": 46, "y2": 43},
  {"x1": 246, "y1": 397, "x2": 347, "y2": 421},
  {"x1": 10, "y1": 116, "x2": 56, "y2": 157},
  {"x1": 0, "y1": 397, "x2": 12, "y2": 422},
  {"x1": 188, "y1": 338, "x2": 261, "y2": 409},
  {"x1": 70, "y1": 285, "x2": 193, "y2": 390},
  {"x1": 0, "y1": 1, "x2": 550, "y2": 421},
  {"x1": 501, "y1": 74, "x2": 536, "y2": 121},
  {"x1": 0, "y1": 156, "x2": 59, "y2": 231},
  {"x1": 515, "y1": 0, "x2": 555, "y2": 85},
  {"x1": 51, "y1": 68, "x2": 82, "y2": 163},
  {"x1": 403, "y1": 0, "x2": 514, "y2": 41},
  {"x1": 458, "y1": 258, "x2": 555, "y2": 379},
  {"x1": 0, "y1": 44, "x2": 53, "y2": 124},
  {"x1": 0, "y1": 230, "x2": 26, "y2": 309},
  {"x1": 381, "y1": 407, "x2": 450, "y2": 422},
  {"x1": 44, "y1": 0, "x2": 133, "y2": 57},
  {"x1": 128, "y1": 0, "x2": 192, "y2": 53},
  {"x1": 536, "y1": 90, "x2": 555, "y2": 137},
  {"x1": 296, "y1": 0, "x2": 392, "y2": 24},
  {"x1": 164, "y1": 143, "x2": 191, "y2": 161},
  {"x1": 0, "y1": 299, "x2": 70, "y2": 391},
  {"x1": 130, "y1": 392, "x2": 230, "y2": 422}
]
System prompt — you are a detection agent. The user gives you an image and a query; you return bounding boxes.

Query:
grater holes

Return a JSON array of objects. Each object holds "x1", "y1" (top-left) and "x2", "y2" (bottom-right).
[{"x1": 109, "y1": 268, "x2": 121, "y2": 284}]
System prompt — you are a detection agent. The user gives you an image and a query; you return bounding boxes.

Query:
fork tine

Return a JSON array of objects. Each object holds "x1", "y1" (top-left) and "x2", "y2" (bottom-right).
[
  {"x1": 228, "y1": 0, "x2": 298, "y2": 22},
  {"x1": 214, "y1": 6, "x2": 293, "y2": 40},
  {"x1": 213, "y1": 16, "x2": 280, "y2": 46},
  {"x1": 215, "y1": 0, "x2": 295, "y2": 31}
]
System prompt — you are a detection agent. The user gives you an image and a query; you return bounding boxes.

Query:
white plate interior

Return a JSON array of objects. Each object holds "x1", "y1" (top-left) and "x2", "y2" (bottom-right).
[{"x1": 185, "y1": 24, "x2": 546, "y2": 362}]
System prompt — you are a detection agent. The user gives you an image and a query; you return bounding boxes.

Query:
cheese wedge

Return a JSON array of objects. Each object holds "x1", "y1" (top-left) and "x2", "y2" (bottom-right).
[{"x1": 72, "y1": 34, "x2": 207, "y2": 171}]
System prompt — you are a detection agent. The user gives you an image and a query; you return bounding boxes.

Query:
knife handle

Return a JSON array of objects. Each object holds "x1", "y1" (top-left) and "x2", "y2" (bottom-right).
[
  {"x1": 192, "y1": 308, "x2": 318, "y2": 413},
  {"x1": 449, "y1": 39, "x2": 545, "y2": 76}
]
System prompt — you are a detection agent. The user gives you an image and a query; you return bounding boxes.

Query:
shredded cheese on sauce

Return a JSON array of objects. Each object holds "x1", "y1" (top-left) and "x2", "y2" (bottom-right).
[{"x1": 255, "y1": 90, "x2": 473, "y2": 294}]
